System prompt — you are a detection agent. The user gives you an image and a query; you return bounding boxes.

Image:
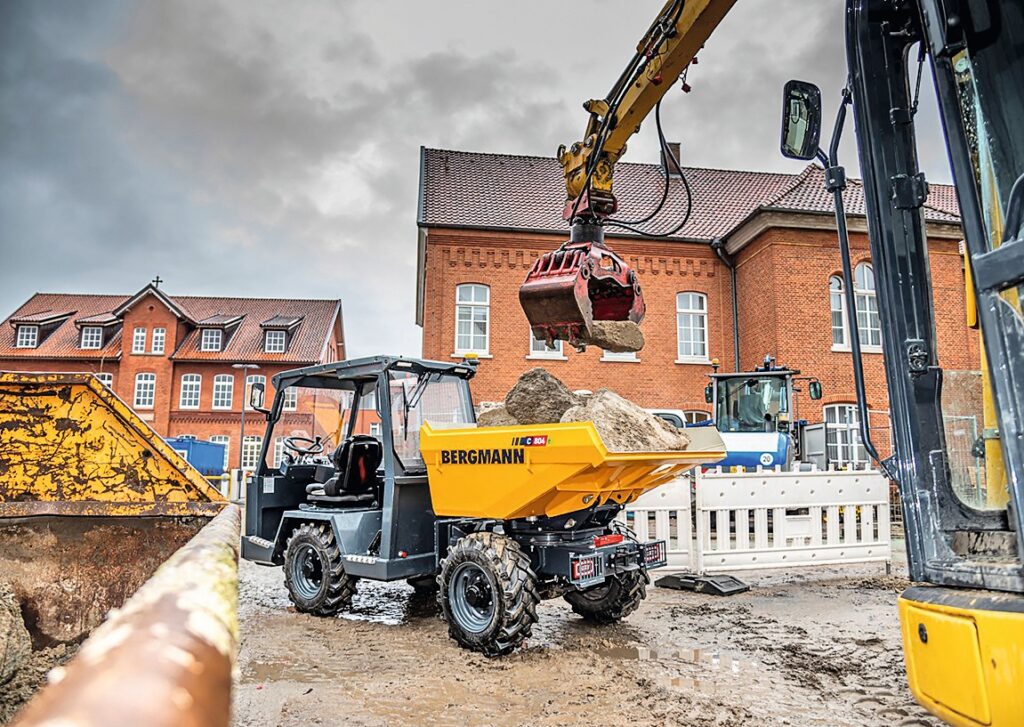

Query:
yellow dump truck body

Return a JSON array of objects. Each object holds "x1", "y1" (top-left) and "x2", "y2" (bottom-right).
[
  {"x1": 420, "y1": 421, "x2": 725, "y2": 520},
  {"x1": 0, "y1": 371, "x2": 225, "y2": 647}
]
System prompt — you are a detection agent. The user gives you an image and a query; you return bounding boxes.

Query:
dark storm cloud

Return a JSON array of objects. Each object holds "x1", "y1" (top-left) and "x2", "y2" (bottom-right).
[{"x1": 0, "y1": 1, "x2": 951, "y2": 356}]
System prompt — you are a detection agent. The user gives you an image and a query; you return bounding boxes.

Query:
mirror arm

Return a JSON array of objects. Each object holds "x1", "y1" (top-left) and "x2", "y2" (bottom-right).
[{"x1": 817, "y1": 84, "x2": 893, "y2": 478}]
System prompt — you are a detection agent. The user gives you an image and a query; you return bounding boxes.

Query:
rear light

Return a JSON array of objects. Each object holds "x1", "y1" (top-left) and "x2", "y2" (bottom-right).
[
  {"x1": 642, "y1": 540, "x2": 667, "y2": 567},
  {"x1": 593, "y1": 533, "x2": 624, "y2": 548},
  {"x1": 570, "y1": 554, "x2": 603, "y2": 583}
]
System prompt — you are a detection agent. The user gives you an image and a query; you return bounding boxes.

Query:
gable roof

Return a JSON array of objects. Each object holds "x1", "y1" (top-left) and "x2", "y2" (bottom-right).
[
  {"x1": 418, "y1": 147, "x2": 961, "y2": 242},
  {"x1": 0, "y1": 291, "x2": 342, "y2": 363}
]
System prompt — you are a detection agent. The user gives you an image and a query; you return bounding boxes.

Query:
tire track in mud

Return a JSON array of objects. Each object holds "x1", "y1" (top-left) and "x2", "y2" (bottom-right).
[{"x1": 665, "y1": 599, "x2": 940, "y2": 726}]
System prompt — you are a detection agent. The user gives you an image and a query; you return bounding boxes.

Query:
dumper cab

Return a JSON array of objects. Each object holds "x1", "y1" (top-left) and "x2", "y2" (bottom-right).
[{"x1": 243, "y1": 355, "x2": 722, "y2": 656}]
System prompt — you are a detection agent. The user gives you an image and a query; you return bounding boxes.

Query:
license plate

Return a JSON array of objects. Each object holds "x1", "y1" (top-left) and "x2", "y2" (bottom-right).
[{"x1": 642, "y1": 540, "x2": 668, "y2": 568}]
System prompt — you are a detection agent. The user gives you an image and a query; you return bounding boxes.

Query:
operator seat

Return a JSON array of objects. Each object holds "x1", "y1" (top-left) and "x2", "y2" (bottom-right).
[{"x1": 305, "y1": 435, "x2": 382, "y2": 506}]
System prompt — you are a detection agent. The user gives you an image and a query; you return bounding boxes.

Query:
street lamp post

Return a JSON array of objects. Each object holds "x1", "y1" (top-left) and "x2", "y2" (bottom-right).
[{"x1": 232, "y1": 363, "x2": 260, "y2": 475}]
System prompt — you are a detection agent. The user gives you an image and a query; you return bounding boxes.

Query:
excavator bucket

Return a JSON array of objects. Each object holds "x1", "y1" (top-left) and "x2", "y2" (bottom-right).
[
  {"x1": 0, "y1": 372, "x2": 225, "y2": 647},
  {"x1": 519, "y1": 238, "x2": 645, "y2": 349}
]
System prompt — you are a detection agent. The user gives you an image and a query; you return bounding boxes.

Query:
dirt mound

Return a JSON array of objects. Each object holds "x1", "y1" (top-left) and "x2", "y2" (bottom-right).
[
  {"x1": 587, "y1": 320, "x2": 645, "y2": 353},
  {"x1": 561, "y1": 389, "x2": 690, "y2": 452},
  {"x1": 0, "y1": 582, "x2": 29, "y2": 686},
  {"x1": 494, "y1": 369, "x2": 688, "y2": 452},
  {"x1": 477, "y1": 403, "x2": 519, "y2": 427},
  {"x1": 504, "y1": 368, "x2": 582, "y2": 425}
]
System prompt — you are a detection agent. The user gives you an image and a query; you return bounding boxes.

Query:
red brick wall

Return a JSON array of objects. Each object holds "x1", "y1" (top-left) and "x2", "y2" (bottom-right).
[
  {"x1": 420, "y1": 224, "x2": 980, "y2": 443},
  {"x1": 421, "y1": 228, "x2": 732, "y2": 411}
]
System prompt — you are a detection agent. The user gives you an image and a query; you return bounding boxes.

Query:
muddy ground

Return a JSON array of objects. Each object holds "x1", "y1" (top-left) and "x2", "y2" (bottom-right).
[{"x1": 234, "y1": 545, "x2": 939, "y2": 727}]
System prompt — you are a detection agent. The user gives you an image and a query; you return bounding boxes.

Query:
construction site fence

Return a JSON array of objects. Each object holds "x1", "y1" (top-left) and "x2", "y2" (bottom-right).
[
  {"x1": 619, "y1": 465, "x2": 892, "y2": 575},
  {"x1": 13, "y1": 505, "x2": 241, "y2": 727}
]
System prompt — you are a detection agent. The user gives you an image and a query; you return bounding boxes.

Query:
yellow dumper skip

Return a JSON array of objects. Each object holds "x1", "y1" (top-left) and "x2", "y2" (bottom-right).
[{"x1": 420, "y1": 420, "x2": 725, "y2": 520}]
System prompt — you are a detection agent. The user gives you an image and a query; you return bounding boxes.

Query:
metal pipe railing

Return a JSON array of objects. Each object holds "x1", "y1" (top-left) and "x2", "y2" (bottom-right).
[{"x1": 13, "y1": 505, "x2": 241, "y2": 727}]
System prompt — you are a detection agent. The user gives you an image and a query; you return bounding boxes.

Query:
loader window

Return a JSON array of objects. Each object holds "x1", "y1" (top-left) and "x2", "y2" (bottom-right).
[
  {"x1": 716, "y1": 376, "x2": 788, "y2": 433},
  {"x1": 389, "y1": 371, "x2": 473, "y2": 471},
  {"x1": 263, "y1": 386, "x2": 353, "y2": 468}
]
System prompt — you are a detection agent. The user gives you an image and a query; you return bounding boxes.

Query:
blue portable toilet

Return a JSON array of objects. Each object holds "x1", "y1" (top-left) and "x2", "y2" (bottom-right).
[{"x1": 165, "y1": 436, "x2": 227, "y2": 477}]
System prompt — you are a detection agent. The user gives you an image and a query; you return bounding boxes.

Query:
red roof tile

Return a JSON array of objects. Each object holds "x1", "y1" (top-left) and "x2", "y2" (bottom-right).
[
  {"x1": 418, "y1": 148, "x2": 961, "y2": 241},
  {"x1": 0, "y1": 290, "x2": 341, "y2": 363}
]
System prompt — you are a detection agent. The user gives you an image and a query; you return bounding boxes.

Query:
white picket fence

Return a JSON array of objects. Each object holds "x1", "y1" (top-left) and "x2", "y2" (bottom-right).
[{"x1": 620, "y1": 465, "x2": 891, "y2": 575}]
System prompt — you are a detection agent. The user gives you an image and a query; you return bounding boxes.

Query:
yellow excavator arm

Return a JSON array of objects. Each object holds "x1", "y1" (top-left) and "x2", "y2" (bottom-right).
[
  {"x1": 558, "y1": 0, "x2": 737, "y2": 219},
  {"x1": 519, "y1": 0, "x2": 737, "y2": 350}
]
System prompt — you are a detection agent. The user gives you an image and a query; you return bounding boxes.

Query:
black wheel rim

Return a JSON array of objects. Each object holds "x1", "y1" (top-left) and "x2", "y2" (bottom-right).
[
  {"x1": 449, "y1": 562, "x2": 495, "y2": 634},
  {"x1": 291, "y1": 543, "x2": 325, "y2": 600}
]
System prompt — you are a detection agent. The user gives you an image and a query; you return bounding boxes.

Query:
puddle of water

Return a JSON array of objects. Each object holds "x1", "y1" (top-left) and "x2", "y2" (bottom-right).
[
  {"x1": 337, "y1": 580, "x2": 438, "y2": 626},
  {"x1": 242, "y1": 658, "x2": 358, "y2": 684}
]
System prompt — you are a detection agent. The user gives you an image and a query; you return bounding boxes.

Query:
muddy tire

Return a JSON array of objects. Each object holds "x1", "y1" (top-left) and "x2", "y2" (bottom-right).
[
  {"x1": 283, "y1": 523, "x2": 357, "y2": 616},
  {"x1": 564, "y1": 568, "x2": 649, "y2": 624},
  {"x1": 438, "y1": 532, "x2": 540, "y2": 657}
]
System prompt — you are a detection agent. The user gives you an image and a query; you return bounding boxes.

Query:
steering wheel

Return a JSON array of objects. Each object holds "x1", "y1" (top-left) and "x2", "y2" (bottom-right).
[{"x1": 284, "y1": 436, "x2": 324, "y2": 457}]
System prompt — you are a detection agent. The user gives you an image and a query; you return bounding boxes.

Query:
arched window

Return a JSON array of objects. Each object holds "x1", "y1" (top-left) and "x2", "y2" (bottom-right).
[
  {"x1": 179, "y1": 374, "x2": 201, "y2": 409},
  {"x1": 829, "y1": 275, "x2": 846, "y2": 347},
  {"x1": 676, "y1": 292, "x2": 708, "y2": 361},
  {"x1": 133, "y1": 373, "x2": 156, "y2": 409},
  {"x1": 854, "y1": 263, "x2": 881, "y2": 348},
  {"x1": 455, "y1": 284, "x2": 489, "y2": 354}
]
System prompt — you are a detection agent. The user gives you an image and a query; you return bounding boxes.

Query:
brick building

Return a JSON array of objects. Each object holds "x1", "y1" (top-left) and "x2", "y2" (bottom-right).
[
  {"x1": 416, "y1": 148, "x2": 979, "y2": 467},
  {"x1": 0, "y1": 282, "x2": 344, "y2": 470}
]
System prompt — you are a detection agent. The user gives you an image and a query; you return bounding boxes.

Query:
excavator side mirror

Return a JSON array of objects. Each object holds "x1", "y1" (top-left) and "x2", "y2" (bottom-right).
[
  {"x1": 780, "y1": 80, "x2": 822, "y2": 161},
  {"x1": 704, "y1": 385, "x2": 714, "y2": 404},
  {"x1": 808, "y1": 380, "x2": 823, "y2": 401}
]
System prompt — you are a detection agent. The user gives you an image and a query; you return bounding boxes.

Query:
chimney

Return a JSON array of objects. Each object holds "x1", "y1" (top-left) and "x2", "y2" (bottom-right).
[{"x1": 660, "y1": 142, "x2": 682, "y2": 176}]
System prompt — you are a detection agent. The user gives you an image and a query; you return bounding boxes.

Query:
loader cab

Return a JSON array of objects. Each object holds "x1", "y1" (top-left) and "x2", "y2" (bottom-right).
[
  {"x1": 704, "y1": 356, "x2": 822, "y2": 470},
  {"x1": 241, "y1": 356, "x2": 476, "y2": 574}
]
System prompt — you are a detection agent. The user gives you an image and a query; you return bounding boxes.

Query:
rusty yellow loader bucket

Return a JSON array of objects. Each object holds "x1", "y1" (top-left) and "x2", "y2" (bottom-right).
[
  {"x1": 0, "y1": 372, "x2": 226, "y2": 649},
  {"x1": 420, "y1": 421, "x2": 724, "y2": 520}
]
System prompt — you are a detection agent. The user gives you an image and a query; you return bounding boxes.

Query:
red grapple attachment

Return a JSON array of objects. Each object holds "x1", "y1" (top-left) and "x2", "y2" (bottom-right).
[{"x1": 519, "y1": 224, "x2": 645, "y2": 350}]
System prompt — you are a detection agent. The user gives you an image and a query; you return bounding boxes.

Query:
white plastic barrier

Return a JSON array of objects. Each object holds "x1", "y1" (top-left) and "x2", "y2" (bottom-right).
[
  {"x1": 694, "y1": 466, "x2": 891, "y2": 573},
  {"x1": 617, "y1": 476, "x2": 693, "y2": 570}
]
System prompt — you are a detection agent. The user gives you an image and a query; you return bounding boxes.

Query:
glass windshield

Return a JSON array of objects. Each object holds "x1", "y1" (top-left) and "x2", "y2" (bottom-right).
[
  {"x1": 951, "y1": 3, "x2": 1024, "y2": 287},
  {"x1": 265, "y1": 385, "x2": 353, "y2": 469},
  {"x1": 715, "y1": 376, "x2": 788, "y2": 433},
  {"x1": 389, "y1": 371, "x2": 473, "y2": 470}
]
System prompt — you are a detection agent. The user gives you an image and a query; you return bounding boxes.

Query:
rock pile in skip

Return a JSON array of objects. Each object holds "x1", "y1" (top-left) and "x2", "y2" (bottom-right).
[{"x1": 476, "y1": 368, "x2": 690, "y2": 453}]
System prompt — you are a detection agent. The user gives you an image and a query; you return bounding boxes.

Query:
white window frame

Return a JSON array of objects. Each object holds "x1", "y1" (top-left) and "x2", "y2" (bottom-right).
[
  {"x1": 600, "y1": 350, "x2": 640, "y2": 362},
  {"x1": 683, "y1": 410, "x2": 711, "y2": 424},
  {"x1": 212, "y1": 374, "x2": 234, "y2": 410},
  {"x1": 854, "y1": 263, "x2": 882, "y2": 350},
  {"x1": 15, "y1": 325, "x2": 38, "y2": 349},
  {"x1": 527, "y1": 330, "x2": 566, "y2": 360},
  {"x1": 829, "y1": 275, "x2": 847, "y2": 348},
  {"x1": 454, "y1": 284, "x2": 490, "y2": 355},
  {"x1": 369, "y1": 422, "x2": 382, "y2": 438},
  {"x1": 675, "y1": 292, "x2": 710, "y2": 363},
  {"x1": 210, "y1": 435, "x2": 230, "y2": 471},
  {"x1": 80, "y1": 326, "x2": 103, "y2": 350},
  {"x1": 282, "y1": 386, "x2": 298, "y2": 411},
  {"x1": 133, "y1": 373, "x2": 156, "y2": 409},
  {"x1": 245, "y1": 374, "x2": 266, "y2": 411},
  {"x1": 95, "y1": 372, "x2": 113, "y2": 389},
  {"x1": 824, "y1": 404, "x2": 868, "y2": 468},
  {"x1": 151, "y1": 327, "x2": 166, "y2": 354},
  {"x1": 200, "y1": 328, "x2": 223, "y2": 352},
  {"x1": 830, "y1": 265, "x2": 882, "y2": 353},
  {"x1": 132, "y1": 327, "x2": 146, "y2": 354},
  {"x1": 264, "y1": 330, "x2": 286, "y2": 353},
  {"x1": 179, "y1": 374, "x2": 201, "y2": 409},
  {"x1": 241, "y1": 435, "x2": 262, "y2": 470},
  {"x1": 273, "y1": 436, "x2": 286, "y2": 468}
]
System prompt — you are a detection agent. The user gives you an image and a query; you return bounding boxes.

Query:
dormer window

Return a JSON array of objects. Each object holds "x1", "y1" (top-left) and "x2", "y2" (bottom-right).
[
  {"x1": 81, "y1": 326, "x2": 103, "y2": 350},
  {"x1": 264, "y1": 330, "x2": 286, "y2": 353},
  {"x1": 15, "y1": 325, "x2": 38, "y2": 348},
  {"x1": 200, "y1": 328, "x2": 222, "y2": 352}
]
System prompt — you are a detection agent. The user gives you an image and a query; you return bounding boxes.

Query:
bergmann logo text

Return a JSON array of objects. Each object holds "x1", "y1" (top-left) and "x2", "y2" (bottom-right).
[{"x1": 441, "y1": 448, "x2": 526, "y2": 465}]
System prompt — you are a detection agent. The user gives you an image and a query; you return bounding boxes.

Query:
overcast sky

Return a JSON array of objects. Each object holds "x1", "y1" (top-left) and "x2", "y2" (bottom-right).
[{"x1": 0, "y1": 1, "x2": 951, "y2": 357}]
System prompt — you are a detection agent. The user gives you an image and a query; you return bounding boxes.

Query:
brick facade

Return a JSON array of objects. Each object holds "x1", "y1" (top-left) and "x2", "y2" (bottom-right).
[
  {"x1": 416, "y1": 151, "x2": 978, "y2": 462},
  {"x1": 0, "y1": 285, "x2": 344, "y2": 470}
]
